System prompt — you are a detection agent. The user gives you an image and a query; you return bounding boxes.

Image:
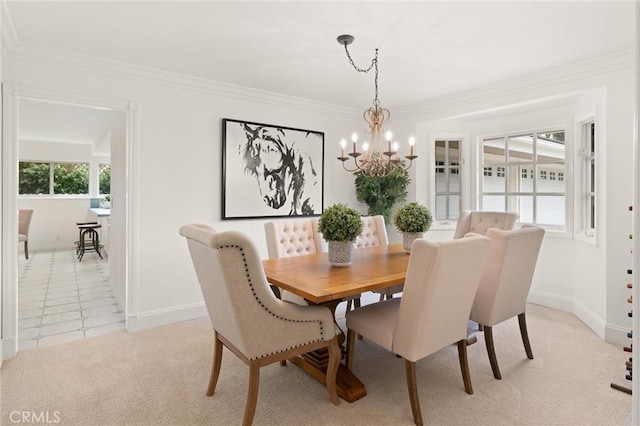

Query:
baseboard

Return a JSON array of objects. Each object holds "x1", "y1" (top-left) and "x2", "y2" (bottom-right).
[
  {"x1": 573, "y1": 299, "x2": 606, "y2": 340},
  {"x1": 605, "y1": 323, "x2": 631, "y2": 346},
  {"x1": 529, "y1": 290, "x2": 627, "y2": 345},
  {"x1": 127, "y1": 302, "x2": 208, "y2": 333},
  {"x1": 527, "y1": 289, "x2": 574, "y2": 313},
  {"x1": 1, "y1": 338, "x2": 16, "y2": 363}
]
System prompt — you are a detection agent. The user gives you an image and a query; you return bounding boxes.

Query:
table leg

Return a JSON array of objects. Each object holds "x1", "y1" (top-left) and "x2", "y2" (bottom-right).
[{"x1": 287, "y1": 299, "x2": 367, "y2": 403}]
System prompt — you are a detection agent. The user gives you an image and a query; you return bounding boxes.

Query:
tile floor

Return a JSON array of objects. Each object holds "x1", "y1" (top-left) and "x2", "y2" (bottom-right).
[{"x1": 18, "y1": 249, "x2": 125, "y2": 351}]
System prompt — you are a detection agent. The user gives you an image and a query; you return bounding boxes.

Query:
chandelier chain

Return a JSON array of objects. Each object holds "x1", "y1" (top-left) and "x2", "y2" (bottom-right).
[
  {"x1": 336, "y1": 34, "x2": 417, "y2": 178},
  {"x1": 343, "y1": 45, "x2": 380, "y2": 106}
]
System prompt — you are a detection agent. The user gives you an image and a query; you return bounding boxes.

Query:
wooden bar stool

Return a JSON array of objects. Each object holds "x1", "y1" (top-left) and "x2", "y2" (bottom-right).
[{"x1": 77, "y1": 223, "x2": 103, "y2": 261}]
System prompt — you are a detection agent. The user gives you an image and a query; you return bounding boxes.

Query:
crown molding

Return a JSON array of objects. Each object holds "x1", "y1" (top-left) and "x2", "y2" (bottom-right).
[
  {"x1": 1, "y1": 0, "x2": 18, "y2": 54},
  {"x1": 394, "y1": 48, "x2": 634, "y2": 120},
  {"x1": 4, "y1": 42, "x2": 361, "y2": 119}
]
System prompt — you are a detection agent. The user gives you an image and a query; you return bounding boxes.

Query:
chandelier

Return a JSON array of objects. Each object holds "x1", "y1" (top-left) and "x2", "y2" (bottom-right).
[{"x1": 336, "y1": 34, "x2": 417, "y2": 178}]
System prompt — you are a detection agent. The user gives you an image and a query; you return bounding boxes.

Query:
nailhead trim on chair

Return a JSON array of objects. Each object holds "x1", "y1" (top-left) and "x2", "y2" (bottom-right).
[{"x1": 220, "y1": 244, "x2": 336, "y2": 361}]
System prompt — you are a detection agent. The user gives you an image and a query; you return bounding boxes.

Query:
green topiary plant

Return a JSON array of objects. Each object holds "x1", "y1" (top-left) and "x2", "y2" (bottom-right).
[
  {"x1": 318, "y1": 204, "x2": 364, "y2": 242},
  {"x1": 393, "y1": 202, "x2": 433, "y2": 233},
  {"x1": 354, "y1": 163, "x2": 410, "y2": 223}
]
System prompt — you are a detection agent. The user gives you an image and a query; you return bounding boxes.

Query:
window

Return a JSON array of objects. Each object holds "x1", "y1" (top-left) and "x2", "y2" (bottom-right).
[
  {"x1": 480, "y1": 130, "x2": 566, "y2": 229},
  {"x1": 558, "y1": 172, "x2": 564, "y2": 182},
  {"x1": 483, "y1": 167, "x2": 492, "y2": 177},
  {"x1": 99, "y1": 163, "x2": 111, "y2": 195},
  {"x1": 581, "y1": 121, "x2": 596, "y2": 233},
  {"x1": 434, "y1": 139, "x2": 461, "y2": 220},
  {"x1": 19, "y1": 161, "x2": 89, "y2": 195}
]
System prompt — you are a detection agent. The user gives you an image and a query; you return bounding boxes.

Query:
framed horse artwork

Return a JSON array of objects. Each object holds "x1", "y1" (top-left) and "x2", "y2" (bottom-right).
[{"x1": 222, "y1": 118, "x2": 324, "y2": 220}]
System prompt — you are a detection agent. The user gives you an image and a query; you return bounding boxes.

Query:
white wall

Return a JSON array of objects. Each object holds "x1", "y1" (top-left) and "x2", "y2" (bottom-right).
[
  {"x1": 3, "y1": 51, "x2": 362, "y2": 330},
  {"x1": 404, "y1": 63, "x2": 634, "y2": 343},
  {"x1": 2, "y1": 45, "x2": 635, "y2": 343}
]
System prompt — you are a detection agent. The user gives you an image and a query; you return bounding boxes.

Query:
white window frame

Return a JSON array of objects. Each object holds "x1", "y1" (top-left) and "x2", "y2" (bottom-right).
[
  {"x1": 477, "y1": 126, "x2": 571, "y2": 235},
  {"x1": 427, "y1": 132, "x2": 470, "y2": 229},
  {"x1": 18, "y1": 160, "x2": 91, "y2": 197},
  {"x1": 575, "y1": 108, "x2": 598, "y2": 245}
]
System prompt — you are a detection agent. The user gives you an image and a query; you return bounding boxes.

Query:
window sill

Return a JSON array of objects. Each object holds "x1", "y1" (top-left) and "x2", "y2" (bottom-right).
[{"x1": 575, "y1": 230, "x2": 598, "y2": 247}]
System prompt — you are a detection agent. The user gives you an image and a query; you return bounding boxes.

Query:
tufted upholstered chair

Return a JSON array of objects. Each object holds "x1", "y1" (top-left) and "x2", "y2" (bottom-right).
[
  {"x1": 355, "y1": 216, "x2": 404, "y2": 303},
  {"x1": 180, "y1": 224, "x2": 341, "y2": 425},
  {"x1": 469, "y1": 225, "x2": 545, "y2": 380},
  {"x1": 453, "y1": 210, "x2": 519, "y2": 239},
  {"x1": 345, "y1": 235, "x2": 490, "y2": 426},
  {"x1": 264, "y1": 218, "x2": 324, "y2": 304},
  {"x1": 265, "y1": 218, "x2": 324, "y2": 258},
  {"x1": 18, "y1": 209, "x2": 34, "y2": 259}
]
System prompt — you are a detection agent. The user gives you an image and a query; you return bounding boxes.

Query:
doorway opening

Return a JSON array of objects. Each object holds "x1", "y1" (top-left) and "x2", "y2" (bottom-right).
[{"x1": 2, "y1": 86, "x2": 137, "y2": 359}]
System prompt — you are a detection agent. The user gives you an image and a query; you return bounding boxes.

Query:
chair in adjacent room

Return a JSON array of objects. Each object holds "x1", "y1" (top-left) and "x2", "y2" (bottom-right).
[
  {"x1": 180, "y1": 224, "x2": 341, "y2": 426},
  {"x1": 453, "y1": 210, "x2": 519, "y2": 239},
  {"x1": 469, "y1": 225, "x2": 545, "y2": 380},
  {"x1": 345, "y1": 235, "x2": 490, "y2": 426},
  {"x1": 18, "y1": 209, "x2": 34, "y2": 259},
  {"x1": 76, "y1": 223, "x2": 103, "y2": 261}
]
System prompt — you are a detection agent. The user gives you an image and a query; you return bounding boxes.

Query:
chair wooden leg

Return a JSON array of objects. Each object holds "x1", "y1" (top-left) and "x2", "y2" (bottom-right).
[
  {"x1": 242, "y1": 362, "x2": 260, "y2": 426},
  {"x1": 326, "y1": 337, "x2": 341, "y2": 405},
  {"x1": 378, "y1": 293, "x2": 385, "y2": 302},
  {"x1": 484, "y1": 326, "x2": 502, "y2": 380},
  {"x1": 518, "y1": 313, "x2": 534, "y2": 359},
  {"x1": 456, "y1": 340, "x2": 473, "y2": 394},
  {"x1": 404, "y1": 360, "x2": 423, "y2": 426},
  {"x1": 24, "y1": 241, "x2": 29, "y2": 260},
  {"x1": 353, "y1": 297, "x2": 361, "y2": 309},
  {"x1": 206, "y1": 334, "x2": 224, "y2": 396},
  {"x1": 345, "y1": 328, "x2": 356, "y2": 371},
  {"x1": 346, "y1": 300, "x2": 353, "y2": 311}
]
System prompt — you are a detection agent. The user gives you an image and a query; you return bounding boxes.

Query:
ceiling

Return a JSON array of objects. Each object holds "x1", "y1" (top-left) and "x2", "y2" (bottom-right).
[
  {"x1": 5, "y1": 1, "x2": 635, "y2": 112},
  {"x1": 19, "y1": 99, "x2": 124, "y2": 151}
]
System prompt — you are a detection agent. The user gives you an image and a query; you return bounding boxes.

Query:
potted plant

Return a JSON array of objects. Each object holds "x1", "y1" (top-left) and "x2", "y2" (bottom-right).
[
  {"x1": 100, "y1": 195, "x2": 111, "y2": 209},
  {"x1": 318, "y1": 203, "x2": 363, "y2": 267},
  {"x1": 393, "y1": 202, "x2": 433, "y2": 252},
  {"x1": 354, "y1": 163, "x2": 409, "y2": 223}
]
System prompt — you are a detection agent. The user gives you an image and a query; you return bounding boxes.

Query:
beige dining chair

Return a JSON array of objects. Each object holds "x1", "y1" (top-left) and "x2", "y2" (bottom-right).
[
  {"x1": 355, "y1": 215, "x2": 404, "y2": 303},
  {"x1": 345, "y1": 235, "x2": 491, "y2": 426},
  {"x1": 264, "y1": 218, "x2": 323, "y2": 300},
  {"x1": 469, "y1": 225, "x2": 545, "y2": 380},
  {"x1": 18, "y1": 209, "x2": 34, "y2": 259},
  {"x1": 453, "y1": 210, "x2": 519, "y2": 239},
  {"x1": 180, "y1": 224, "x2": 341, "y2": 426}
]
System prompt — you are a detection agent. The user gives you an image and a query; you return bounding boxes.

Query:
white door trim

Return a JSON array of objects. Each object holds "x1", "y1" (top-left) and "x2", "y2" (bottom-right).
[{"x1": 1, "y1": 85, "x2": 138, "y2": 360}]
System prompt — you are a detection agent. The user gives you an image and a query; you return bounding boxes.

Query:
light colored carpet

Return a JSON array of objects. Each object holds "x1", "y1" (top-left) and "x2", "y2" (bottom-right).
[{"x1": 1, "y1": 303, "x2": 631, "y2": 425}]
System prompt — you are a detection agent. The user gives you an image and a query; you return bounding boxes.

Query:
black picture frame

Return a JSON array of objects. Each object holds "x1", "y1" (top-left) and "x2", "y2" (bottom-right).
[{"x1": 222, "y1": 118, "x2": 324, "y2": 220}]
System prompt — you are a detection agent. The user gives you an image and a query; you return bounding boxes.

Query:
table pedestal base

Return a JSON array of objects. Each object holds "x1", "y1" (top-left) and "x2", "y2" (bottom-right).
[
  {"x1": 285, "y1": 298, "x2": 367, "y2": 402},
  {"x1": 288, "y1": 356, "x2": 367, "y2": 402}
]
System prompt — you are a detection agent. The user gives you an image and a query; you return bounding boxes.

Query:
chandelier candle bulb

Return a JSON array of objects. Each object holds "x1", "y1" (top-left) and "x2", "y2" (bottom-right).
[
  {"x1": 340, "y1": 139, "x2": 346, "y2": 157},
  {"x1": 409, "y1": 137, "x2": 415, "y2": 157},
  {"x1": 336, "y1": 34, "x2": 419, "y2": 177}
]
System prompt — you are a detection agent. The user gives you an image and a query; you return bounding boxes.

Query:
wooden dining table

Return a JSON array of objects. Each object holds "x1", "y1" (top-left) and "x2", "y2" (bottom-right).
[{"x1": 262, "y1": 242, "x2": 410, "y2": 403}]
